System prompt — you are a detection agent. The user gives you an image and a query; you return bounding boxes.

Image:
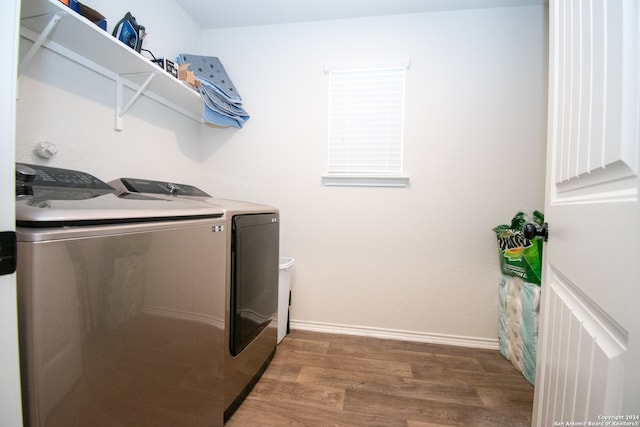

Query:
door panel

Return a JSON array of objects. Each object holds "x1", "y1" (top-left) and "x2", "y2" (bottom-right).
[
  {"x1": 537, "y1": 270, "x2": 626, "y2": 423},
  {"x1": 0, "y1": 0, "x2": 22, "y2": 425},
  {"x1": 533, "y1": 0, "x2": 639, "y2": 423}
]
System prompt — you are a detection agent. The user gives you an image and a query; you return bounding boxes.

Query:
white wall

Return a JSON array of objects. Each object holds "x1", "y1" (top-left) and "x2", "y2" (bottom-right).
[
  {"x1": 15, "y1": 3, "x2": 547, "y2": 346},
  {"x1": 199, "y1": 6, "x2": 548, "y2": 344},
  {"x1": 15, "y1": 0, "x2": 205, "y2": 186}
]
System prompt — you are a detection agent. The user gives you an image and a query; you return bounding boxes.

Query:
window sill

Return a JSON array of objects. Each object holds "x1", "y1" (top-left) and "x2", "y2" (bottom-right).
[{"x1": 321, "y1": 175, "x2": 410, "y2": 187}]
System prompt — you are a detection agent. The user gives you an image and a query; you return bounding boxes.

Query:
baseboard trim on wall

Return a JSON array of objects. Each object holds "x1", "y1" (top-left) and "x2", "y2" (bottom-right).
[{"x1": 289, "y1": 320, "x2": 499, "y2": 350}]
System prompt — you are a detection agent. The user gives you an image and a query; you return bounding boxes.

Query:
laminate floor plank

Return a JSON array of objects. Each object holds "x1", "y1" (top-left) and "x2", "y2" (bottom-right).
[
  {"x1": 248, "y1": 376, "x2": 346, "y2": 410},
  {"x1": 274, "y1": 348, "x2": 414, "y2": 378},
  {"x1": 411, "y1": 365, "x2": 536, "y2": 389},
  {"x1": 328, "y1": 344, "x2": 486, "y2": 371},
  {"x1": 297, "y1": 366, "x2": 483, "y2": 406},
  {"x1": 342, "y1": 389, "x2": 500, "y2": 426},
  {"x1": 260, "y1": 362, "x2": 302, "y2": 382},
  {"x1": 284, "y1": 337, "x2": 331, "y2": 354},
  {"x1": 225, "y1": 330, "x2": 534, "y2": 426},
  {"x1": 227, "y1": 399, "x2": 406, "y2": 427}
]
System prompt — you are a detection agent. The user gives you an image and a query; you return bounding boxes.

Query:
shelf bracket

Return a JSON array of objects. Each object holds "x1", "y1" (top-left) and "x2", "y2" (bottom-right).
[
  {"x1": 115, "y1": 71, "x2": 159, "y2": 131},
  {"x1": 19, "y1": 12, "x2": 65, "y2": 74}
]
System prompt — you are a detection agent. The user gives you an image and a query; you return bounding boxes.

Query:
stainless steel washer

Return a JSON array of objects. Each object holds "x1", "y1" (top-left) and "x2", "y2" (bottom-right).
[
  {"x1": 16, "y1": 164, "x2": 228, "y2": 427},
  {"x1": 109, "y1": 178, "x2": 279, "y2": 421}
]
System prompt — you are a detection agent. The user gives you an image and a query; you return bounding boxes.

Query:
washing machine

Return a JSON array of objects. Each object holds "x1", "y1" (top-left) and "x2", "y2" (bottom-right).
[
  {"x1": 15, "y1": 164, "x2": 228, "y2": 427},
  {"x1": 108, "y1": 177, "x2": 279, "y2": 421}
]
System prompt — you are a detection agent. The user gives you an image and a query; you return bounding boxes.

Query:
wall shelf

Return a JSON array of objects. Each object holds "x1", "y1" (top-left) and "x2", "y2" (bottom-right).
[{"x1": 19, "y1": 0, "x2": 204, "y2": 130}]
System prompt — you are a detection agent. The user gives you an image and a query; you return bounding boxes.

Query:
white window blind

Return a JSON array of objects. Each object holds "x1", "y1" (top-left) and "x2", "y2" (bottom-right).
[{"x1": 327, "y1": 65, "x2": 407, "y2": 181}]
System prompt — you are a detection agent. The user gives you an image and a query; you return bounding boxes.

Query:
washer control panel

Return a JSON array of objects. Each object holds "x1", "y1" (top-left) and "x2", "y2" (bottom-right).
[
  {"x1": 119, "y1": 177, "x2": 211, "y2": 197},
  {"x1": 16, "y1": 163, "x2": 114, "y2": 190}
]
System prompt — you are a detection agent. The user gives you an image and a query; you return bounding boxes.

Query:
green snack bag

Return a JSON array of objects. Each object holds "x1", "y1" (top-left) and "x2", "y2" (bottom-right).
[{"x1": 493, "y1": 211, "x2": 544, "y2": 286}]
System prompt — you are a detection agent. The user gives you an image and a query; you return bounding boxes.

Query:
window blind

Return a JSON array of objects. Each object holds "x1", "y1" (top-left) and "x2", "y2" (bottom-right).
[{"x1": 327, "y1": 66, "x2": 406, "y2": 176}]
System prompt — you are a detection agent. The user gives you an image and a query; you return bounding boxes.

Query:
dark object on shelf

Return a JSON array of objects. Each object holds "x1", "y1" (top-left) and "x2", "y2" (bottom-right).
[
  {"x1": 112, "y1": 12, "x2": 145, "y2": 53},
  {"x1": 79, "y1": 3, "x2": 107, "y2": 31},
  {"x1": 58, "y1": 0, "x2": 80, "y2": 13},
  {"x1": 58, "y1": 0, "x2": 106, "y2": 31}
]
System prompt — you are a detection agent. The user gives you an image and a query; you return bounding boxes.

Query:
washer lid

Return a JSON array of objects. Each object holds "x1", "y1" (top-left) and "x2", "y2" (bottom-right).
[{"x1": 15, "y1": 164, "x2": 224, "y2": 227}]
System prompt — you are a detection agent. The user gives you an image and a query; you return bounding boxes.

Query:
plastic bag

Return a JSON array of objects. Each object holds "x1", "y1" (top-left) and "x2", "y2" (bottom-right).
[{"x1": 493, "y1": 210, "x2": 544, "y2": 286}]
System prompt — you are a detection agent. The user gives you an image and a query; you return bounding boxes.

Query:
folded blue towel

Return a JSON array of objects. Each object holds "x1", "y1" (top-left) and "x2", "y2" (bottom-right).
[
  {"x1": 177, "y1": 54, "x2": 249, "y2": 128},
  {"x1": 202, "y1": 107, "x2": 247, "y2": 129}
]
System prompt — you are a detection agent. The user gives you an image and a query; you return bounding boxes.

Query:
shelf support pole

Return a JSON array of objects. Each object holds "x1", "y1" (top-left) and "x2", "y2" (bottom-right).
[
  {"x1": 18, "y1": 12, "x2": 65, "y2": 74},
  {"x1": 115, "y1": 71, "x2": 158, "y2": 131}
]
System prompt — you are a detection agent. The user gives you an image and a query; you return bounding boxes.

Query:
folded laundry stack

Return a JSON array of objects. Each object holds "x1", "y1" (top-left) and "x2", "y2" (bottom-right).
[
  {"x1": 498, "y1": 274, "x2": 540, "y2": 385},
  {"x1": 177, "y1": 54, "x2": 250, "y2": 128}
]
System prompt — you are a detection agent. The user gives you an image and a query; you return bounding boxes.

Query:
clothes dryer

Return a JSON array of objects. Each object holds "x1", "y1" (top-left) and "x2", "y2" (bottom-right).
[
  {"x1": 16, "y1": 164, "x2": 228, "y2": 427},
  {"x1": 109, "y1": 177, "x2": 279, "y2": 421}
]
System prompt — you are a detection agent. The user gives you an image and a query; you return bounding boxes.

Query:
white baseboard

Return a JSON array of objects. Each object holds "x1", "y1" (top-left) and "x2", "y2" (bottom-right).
[{"x1": 289, "y1": 320, "x2": 499, "y2": 350}]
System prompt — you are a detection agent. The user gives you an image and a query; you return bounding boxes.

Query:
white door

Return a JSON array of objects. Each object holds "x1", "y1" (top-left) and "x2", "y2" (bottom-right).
[
  {"x1": 0, "y1": 0, "x2": 23, "y2": 426},
  {"x1": 533, "y1": 0, "x2": 639, "y2": 424}
]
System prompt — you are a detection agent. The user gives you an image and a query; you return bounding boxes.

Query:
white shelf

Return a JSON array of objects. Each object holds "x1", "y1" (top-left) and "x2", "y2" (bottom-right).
[{"x1": 19, "y1": 0, "x2": 204, "y2": 130}]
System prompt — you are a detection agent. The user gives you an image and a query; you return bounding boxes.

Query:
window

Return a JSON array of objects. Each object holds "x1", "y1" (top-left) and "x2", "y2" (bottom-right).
[{"x1": 323, "y1": 63, "x2": 409, "y2": 187}]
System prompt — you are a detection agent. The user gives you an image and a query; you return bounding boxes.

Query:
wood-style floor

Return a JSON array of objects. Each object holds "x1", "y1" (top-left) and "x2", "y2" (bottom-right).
[{"x1": 226, "y1": 330, "x2": 534, "y2": 426}]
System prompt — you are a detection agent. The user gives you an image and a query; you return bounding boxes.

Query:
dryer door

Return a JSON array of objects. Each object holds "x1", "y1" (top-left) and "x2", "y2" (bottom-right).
[{"x1": 230, "y1": 213, "x2": 279, "y2": 356}]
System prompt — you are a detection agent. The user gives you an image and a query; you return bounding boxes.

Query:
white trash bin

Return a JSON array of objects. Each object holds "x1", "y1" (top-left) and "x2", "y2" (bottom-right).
[{"x1": 278, "y1": 257, "x2": 295, "y2": 344}]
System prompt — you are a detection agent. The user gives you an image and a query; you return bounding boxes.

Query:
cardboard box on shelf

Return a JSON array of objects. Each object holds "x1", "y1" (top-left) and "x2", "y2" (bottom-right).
[{"x1": 178, "y1": 64, "x2": 200, "y2": 88}]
